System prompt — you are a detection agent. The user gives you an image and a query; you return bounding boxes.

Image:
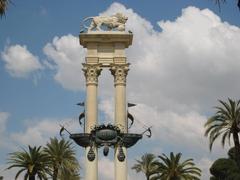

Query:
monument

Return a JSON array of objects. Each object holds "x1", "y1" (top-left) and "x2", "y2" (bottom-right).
[{"x1": 61, "y1": 13, "x2": 151, "y2": 180}]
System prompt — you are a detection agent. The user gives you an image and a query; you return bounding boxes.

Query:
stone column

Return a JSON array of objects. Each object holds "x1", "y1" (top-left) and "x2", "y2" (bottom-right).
[
  {"x1": 110, "y1": 63, "x2": 129, "y2": 180},
  {"x1": 82, "y1": 63, "x2": 102, "y2": 180}
]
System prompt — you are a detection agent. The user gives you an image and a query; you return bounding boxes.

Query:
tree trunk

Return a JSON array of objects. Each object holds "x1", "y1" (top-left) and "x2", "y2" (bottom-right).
[
  {"x1": 233, "y1": 131, "x2": 240, "y2": 166},
  {"x1": 146, "y1": 174, "x2": 150, "y2": 180},
  {"x1": 53, "y1": 167, "x2": 58, "y2": 180},
  {"x1": 29, "y1": 175, "x2": 35, "y2": 180}
]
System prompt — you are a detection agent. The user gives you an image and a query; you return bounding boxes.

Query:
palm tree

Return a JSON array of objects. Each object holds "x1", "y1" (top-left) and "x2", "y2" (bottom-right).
[
  {"x1": 44, "y1": 137, "x2": 80, "y2": 180},
  {"x1": 7, "y1": 146, "x2": 50, "y2": 180},
  {"x1": 158, "y1": 152, "x2": 201, "y2": 180},
  {"x1": 132, "y1": 153, "x2": 161, "y2": 180},
  {"x1": 58, "y1": 168, "x2": 81, "y2": 180},
  {"x1": 214, "y1": 0, "x2": 240, "y2": 10},
  {"x1": 204, "y1": 99, "x2": 240, "y2": 165},
  {"x1": 0, "y1": 0, "x2": 10, "y2": 17}
]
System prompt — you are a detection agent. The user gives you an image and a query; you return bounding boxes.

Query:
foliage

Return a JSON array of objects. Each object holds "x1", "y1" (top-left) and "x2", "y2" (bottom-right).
[
  {"x1": 210, "y1": 147, "x2": 240, "y2": 179},
  {"x1": 210, "y1": 158, "x2": 240, "y2": 179},
  {"x1": 44, "y1": 137, "x2": 80, "y2": 180},
  {"x1": 132, "y1": 153, "x2": 161, "y2": 180},
  {"x1": 0, "y1": 0, "x2": 10, "y2": 17},
  {"x1": 132, "y1": 152, "x2": 201, "y2": 180},
  {"x1": 204, "y1": 98, "x2": 240, "y2": 165},
  {"x1": 6, "y1": 137, "x2": 80, "y2": 180},
  {"x1": 158, "y1": 152, "x2": 201, "y2": 180},
  {"x1": 214, "y1": 0, "x2": 240, "y2": 10},
  {"x1": 58, "y1": 168, "x2": 81, "y2": 180},
  {"x1": 228, "y1": 147, "x2": 237, "y2": 160},
  {"x1": 7, "y1": 146, "x2": 50, "y2": 180}
]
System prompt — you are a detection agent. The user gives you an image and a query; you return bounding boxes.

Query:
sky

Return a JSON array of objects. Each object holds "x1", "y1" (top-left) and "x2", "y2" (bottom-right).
[{"x1": 0, "y1": 0, "x2": 240, "y2": 179}]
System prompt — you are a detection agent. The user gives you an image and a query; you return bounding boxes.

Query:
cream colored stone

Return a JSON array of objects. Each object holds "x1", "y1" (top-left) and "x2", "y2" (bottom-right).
[
  {"x1": 114, "y1": 57, "x2": 126, "y2": 64},
  {"x1": 85, "y1": 146, "x2": 98, "y2": 180},
  {"x1": 86, "y1": 43, "x2": 98, "y2": 57},
  {"x1": 82, "y1": 64, "x2": 102, "y2": 180},
  {"x1": 115, "y1": 147, "x2": 127, "y2": 180},
  {"x1": 79, "y1": 31, "x2": 132, "y2": 180},
  {"x1": 111, "y1": 64, "x2": 129, "y2": 180},
  {"x1": 83, "y1": 13, "x2": 128, "y2": 32},
  {"x1": 114, "y1": 43, "x2": 126, "y2": 57},
  {"x1": 85, "y1": 85, "x2": 99, "y2": 180},
  {"x1": 80, "y1": 32, "x2": 132, "y2": 67}
]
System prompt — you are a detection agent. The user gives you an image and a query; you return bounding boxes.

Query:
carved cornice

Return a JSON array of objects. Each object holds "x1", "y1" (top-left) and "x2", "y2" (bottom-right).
[
  {"x1": 82, "y1": 64, "x2": 102, "y2": 85},
  {"x1": 110, "y1": 63, "x2": 130, "y2": 86}
]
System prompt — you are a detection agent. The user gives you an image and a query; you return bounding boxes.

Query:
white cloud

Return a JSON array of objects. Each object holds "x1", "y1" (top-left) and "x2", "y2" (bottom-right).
[
  {"x1": 1, "y1": 45, "x2": 43, "y2": 78},
  {"x1": 99, "y1": 98, "x2": 114, "y2": 124},
  {"x1": 0, "y1": 163, "x2": 24, "y2": 180},
  {"x1": 43, "y1": 34, "x2": 86, "y2": 91},
  {"x1": 98, "y1": 157, "x2": 137, "y2": 180},
  {"x1": 42, "y1": 3, "x2": 240, "y2": 114},
  {"x1": 197, "y1": 157, "x2": 213, "y2": 180},
  {"x1": 98, "y1": 158, "x2": 114, "y2": 180},
  {"x1": 0, "y1": 113, "x2": 21, "y2": 180},
  {"x1": 130, "y1": 104, "x2": 205, "y2": 143},
  {"x1": 10, "y1": 117, "x2": 80, "y2": 146},
  {"x1": 91, "y1": 4, "x2": 240, "y2": 178},
  {"x1": 101, "y1": 3, "x2": 240, "y2": 114}
]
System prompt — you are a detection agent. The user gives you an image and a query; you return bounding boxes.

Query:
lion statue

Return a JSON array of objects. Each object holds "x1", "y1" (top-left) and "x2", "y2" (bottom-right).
[{"x1": 83, "y1": 13, "x2": 128, "y2": 31}]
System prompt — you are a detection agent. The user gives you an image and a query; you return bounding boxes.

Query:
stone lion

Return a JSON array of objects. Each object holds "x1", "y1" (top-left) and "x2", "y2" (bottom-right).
[{"x1": 83, "y1": 13, "x2": 128, "y2": 31}]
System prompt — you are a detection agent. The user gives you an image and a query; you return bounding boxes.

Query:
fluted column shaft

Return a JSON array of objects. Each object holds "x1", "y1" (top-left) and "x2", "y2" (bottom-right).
[
  {"x1": 110, "y1": 63, "x2": 129, "y2": 180},
  {"x1": 82, "y1": 63, "x2": 102, "y2": 180}
]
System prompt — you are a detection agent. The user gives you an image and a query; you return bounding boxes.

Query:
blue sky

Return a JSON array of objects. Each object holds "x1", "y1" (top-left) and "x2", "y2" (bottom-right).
[{"x1": 1, "y1": 1, "x2": 240, "y2": 179}]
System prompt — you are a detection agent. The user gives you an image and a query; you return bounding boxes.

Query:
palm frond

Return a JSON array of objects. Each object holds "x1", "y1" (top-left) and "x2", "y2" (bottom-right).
[
  {"x1": 204, "y1": 98, "x2": 240, "y2": 151},
  {"x1": 0, "y1": 0, "x2": 10, "y2": 17},
  {"x1": 158, "y1": 152, "x2": 201, "y2": 179},
  {"x1": 132, "y1": 153, "x2": 161, "y2": 179}
]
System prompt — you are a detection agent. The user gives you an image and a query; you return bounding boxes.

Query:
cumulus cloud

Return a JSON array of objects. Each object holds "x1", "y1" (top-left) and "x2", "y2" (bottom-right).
[
  {"x1": 10, "y1": 120, "x2": 56, "y2": 146},
  {"x1": 1, "y1": 45, "x2": 43, "y2": 78},
  {"x1": 98, "y1": 157, "x2": 137, "y2": 180},
  {"x1": 197, "y1": 157, "x2": 213, "y2": 180},
  {"x1": 0, "y1": 163, "x2": 24, "y2": 180},
  {"x1": 130, "y1": 104, "x2": 205, "y2": 143},
  {"x1": 10, "y1": 117, "x2": 79, "y2": 146},
  {"x1": 101, "y1": 3, "x2": 240, "y2": 114},
  {"x1": 90, "y1": 4, "x2": 240, "y2": 178},
  {"x1": 43, "y1": 34, "x2": 86, "y2": 91},
  {"x1": 98, "y1": 158, "x2": 114, "y2": 180},
  {"x1": 99, "y1": 98, "x2": 114, "y2": 123},
  {"x1": 42, "y1": 3, "x2": 240, "y2": 114}
]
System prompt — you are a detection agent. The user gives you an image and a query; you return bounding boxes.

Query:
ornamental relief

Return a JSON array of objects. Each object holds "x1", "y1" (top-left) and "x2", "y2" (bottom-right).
[
  {"x1": 110, "y1": 64, "x2": 129, "y2": 86},
  {"x1": 82, "y1": 64, "x2": 102, "y2": 85}
]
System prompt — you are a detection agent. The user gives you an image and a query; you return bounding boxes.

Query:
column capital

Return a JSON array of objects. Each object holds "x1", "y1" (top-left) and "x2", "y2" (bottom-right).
[
  {"x1": 82, "y1": 63, "x2": 102, "y2": 86},
  {"x1": 110, "y1": 63, "x2": 130, "y2": 86}
]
